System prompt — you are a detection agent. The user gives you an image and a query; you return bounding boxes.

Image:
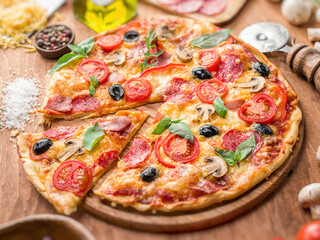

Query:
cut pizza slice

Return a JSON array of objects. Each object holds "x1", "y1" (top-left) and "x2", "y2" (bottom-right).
[{"x1": 16, "y1": 110, "x2": 149, "y2": 215}]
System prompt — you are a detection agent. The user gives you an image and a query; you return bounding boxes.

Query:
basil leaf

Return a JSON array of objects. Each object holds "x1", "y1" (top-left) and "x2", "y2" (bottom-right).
[
  {"x1": 68, "y1": 44, "x2": 83, "y2": 54},
  {"x1": 151, "y1": 117, "x2": 171, "y2": 134},
  {"x1": 169, "y1": 122, "x2": 194, "y2": 144},
  {"x1": 214, "y1": 147, "x2": 236, "y2": 166},
  {"x1": 190, "y1": 29, "x2": 233, "y2": 49},
  {"x1": 78, "y1": 37, "x2": 94, "y2": 49},
  {"x1": 89, "y1": 76, "x2": 99, "y2": 97},
  {"x1": 234, "y1": 135, "x2": 256, "y2": 161},
  {"x1": 214, "y1": 97, "x2": 227, "y2": 118},
  {"x1": 83, "y1": 122, "x2": 105, "y2": 151},
  {"x1": 171, "y1": 119, "x2": 182, "y2": 123},
  {"x1": 48, "y1": 53, "x2": 83, "y2": 74}
]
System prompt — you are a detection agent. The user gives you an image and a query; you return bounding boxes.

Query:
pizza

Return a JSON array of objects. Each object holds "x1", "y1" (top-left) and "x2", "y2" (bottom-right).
[
  {"x1": 20, "y1": 17, "x2": 301, "y2": 214},
  {"x1": 16, "y1": 110, "x2": 149, "y2": 214}
]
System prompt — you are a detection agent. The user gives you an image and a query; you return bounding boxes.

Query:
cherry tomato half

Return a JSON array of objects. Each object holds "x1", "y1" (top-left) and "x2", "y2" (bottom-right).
[
  {"x1": 155, "y1": 134, "x2": 200, "y2": 168},
  {"x1": 96, "y1": 34, "x2": 122, "y2": 51},
  {"x1": 196, "y1": 79, "x2": 228, "y2": 104},
  {"x1": 268, "y1": 85, "x2": 288, "y2": 122},
  {"x1": 77, "y1": 58, "x2": 109, "y2": 84},
  {"x1": 297, "y1": 221, "x2": 320, "y2": 240},
  {"x1": 123, "y1": 77, "x2": 152, "y2": 102},
  {"x1": 238, "y1": 93, "x2": 277, "y2": 124},
  {"x1": 52, "y1": 160, "x2": 92, "y2": 196},
  {"x1": 199, "y1": 50, "x2": 220, "y2": 72}
]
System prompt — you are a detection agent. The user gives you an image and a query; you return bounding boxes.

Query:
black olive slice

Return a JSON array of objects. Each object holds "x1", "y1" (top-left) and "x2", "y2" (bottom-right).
[
  {"x1": 253, "y1": 123, "x2": 273, "y2": 136},
  {"x1": 33, "y1": 138, "x2": 53, "y2": 155},
  {"x1": 140, "y1": 167, "x2": 158, "y2": 182},
  {"x1": 253, "y1": 62, "x2": 270, "y2": 77},
  {"x1": 199, "y1": 125, "x2": 219, "y2": 138},
  {"x1": 123, "y1": 31, "x2": 139, "y2": 42},
  {"x1": 108, "y1": 83, "x2": 124, "y2": 101},
  {"x1": 192, "y1": 67, "x2": 212, "y2": 80}
]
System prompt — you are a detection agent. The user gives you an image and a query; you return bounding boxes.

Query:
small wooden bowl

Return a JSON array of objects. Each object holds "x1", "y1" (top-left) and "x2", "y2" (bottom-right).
[
  {"x1": 0, "y1": 214, "x2": 96, "y2": 240},
  {"x1": 34, "y1": 24, "x2": 75, "y2": 59}
]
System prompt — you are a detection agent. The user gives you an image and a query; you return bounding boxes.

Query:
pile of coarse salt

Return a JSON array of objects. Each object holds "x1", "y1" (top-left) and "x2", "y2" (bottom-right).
[{"x1": 1, "y1": 76, "x2": 41, "y2": 130}]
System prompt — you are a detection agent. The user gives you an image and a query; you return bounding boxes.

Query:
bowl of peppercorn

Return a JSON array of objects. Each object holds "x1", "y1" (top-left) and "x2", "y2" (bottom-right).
[{"x1": 34, "y1": 24, "x2": 75, "y2": 59}]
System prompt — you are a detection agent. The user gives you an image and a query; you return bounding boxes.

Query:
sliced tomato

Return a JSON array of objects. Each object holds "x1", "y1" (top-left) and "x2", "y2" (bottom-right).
[
  {"x1": 155, "y1": 134, "x2": 200, "y2": 168},
  {"x1": 139, "y1": 63, "x2": 186, "y2": 77},
  {"x1": 52, "y1": 160, "x2": 92, "y2": 196},
  {"x1": 77, "y1": 58, "x2": 109, "y2": 84},
  {"x1": 196, "y1": 79, "x2": 228, "y2": 104},
  {"x1": 238, "y1": 94, "x2": 277, "y2": 123},
  {"x1": 268, "y1": 85, "x2": 287, "y2": 122},
  {"x1": 123, "y1": 77, "x2": 152, "y2": 102},
  {"x1": 96, "y1": 35, "x2": 122, "y2": 51},
  {"x1": 297, "y1": 221, "x2": 320, "y2": 240},
  {"x1": 198, "y1": 50, "x2": 220, "y2": 72}
]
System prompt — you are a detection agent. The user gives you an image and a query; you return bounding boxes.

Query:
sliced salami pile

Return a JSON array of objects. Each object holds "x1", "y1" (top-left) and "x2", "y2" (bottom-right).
[{"x1": 158, "y1": 0, "x2": 227, "y2": 16}]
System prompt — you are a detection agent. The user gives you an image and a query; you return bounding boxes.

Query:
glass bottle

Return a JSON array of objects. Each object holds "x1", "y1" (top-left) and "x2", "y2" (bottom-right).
[{"x1": 73, "y1": 0, "x2": 137, "y2": 33}]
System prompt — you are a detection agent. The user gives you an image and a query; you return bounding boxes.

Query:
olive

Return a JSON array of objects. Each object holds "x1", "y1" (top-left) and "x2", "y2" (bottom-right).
[
  {"x1": 108, "y1": 83, "x2": 125, "y2": 101},
  {"x1": 253, "y1": 62, "x2": 270, "y2": 77},
  {"x1": 140, "y1": 167, "x2": 158, "y2": 182},
  {"x1": 192, "y1": 67, "x2": 212, "y2": 80},
  {"x1": 199, "y1": 125, "x2": 219, "y2": 138},
  {"x1": 37, "y1": 39, "x2": 44, "y2": 47},
  {"x1": 33, "y1": 138, "x2": 53, "y2": 155},
  {"x1": 253, "y1": 123, "x2": 273, "y2": 136},
  {"x1": 123, "y1": 31, "x2": 140, "y2": 42}
]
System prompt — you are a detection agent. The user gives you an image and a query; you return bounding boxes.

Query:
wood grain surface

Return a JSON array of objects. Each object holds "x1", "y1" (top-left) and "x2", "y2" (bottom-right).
[
  {"x1": 1, "y1": 0, "x2": 320, "y2": 239},
  {"x1": 140, "y1": 0, "x2": 247, "y2": 26}
]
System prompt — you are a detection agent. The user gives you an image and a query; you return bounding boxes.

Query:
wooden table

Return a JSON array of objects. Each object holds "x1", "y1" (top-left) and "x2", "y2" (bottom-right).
[{"x1": 1, "y1": 0, "x2": 320, "y2": 239}]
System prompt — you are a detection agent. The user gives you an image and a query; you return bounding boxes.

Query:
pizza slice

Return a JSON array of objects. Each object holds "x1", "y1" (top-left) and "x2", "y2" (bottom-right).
[{"x1": 16, "y1": 110, "x2": 149, "y2": 214}]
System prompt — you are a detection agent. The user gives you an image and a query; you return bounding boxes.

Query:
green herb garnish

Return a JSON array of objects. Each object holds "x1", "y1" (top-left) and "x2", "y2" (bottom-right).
[
  {"x1": 214, "y1": 135, "x2": 256, "y2": 166},
  {"x1": 89, "y1": 76, "x2": 99, "y2": 97},
  {"x1": 49, "y1": 37, "x2": 95, "y2": 74},
  {"x1": 190, "y1": 29, "x2": 232, "y2": 49},
  {"x1": 140, "y1": 29, "x2": 164, "y2": 73},
  {"x1": 151, "y1": 117, "x2": 193, "y2": 143},
  {"x1": 83, "y1": 122, "x2": 105, "y2": 151},
  {"x1": 214, "y1": 97, "x2": 227, "y2": 118}
]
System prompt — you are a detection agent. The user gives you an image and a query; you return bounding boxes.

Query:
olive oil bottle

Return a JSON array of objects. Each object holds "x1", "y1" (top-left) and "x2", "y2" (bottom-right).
[{"x1": 73, "y1": 0, "x2": 137, "y2": 33}]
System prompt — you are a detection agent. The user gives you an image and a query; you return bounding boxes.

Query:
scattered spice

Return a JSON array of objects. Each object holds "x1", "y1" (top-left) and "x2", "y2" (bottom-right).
[{"x1": 1, "y1": 76, "x2": 41, "y2": 130}]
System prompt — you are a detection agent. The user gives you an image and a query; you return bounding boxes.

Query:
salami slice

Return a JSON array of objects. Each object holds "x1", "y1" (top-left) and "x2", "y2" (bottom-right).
[
  {"x1": 163, "y1": 78, "x2": 195, "y2": 103},
  {"x1": 107, "y1": 72, "x2": 125, "y2": 83},
  {"x1": 171, "y1": 0, "x2": 204, "y2": 14},
  {"x1": 158, "y1": 0, "x2": 182, "y2": 5},
  {"x1": 213, "y1": 54, "x2": 243, "y2": 82},
  {"x1": 71, "y1": 95, "x2": 100, "y2": 113},
  {"x1": 44, "y1": 95, "x2": 72, "y2": 113},
  {"x1": 44, "y1": 126, "x2": 78, "y2": 141},
  {"x1": 224, "y1": 99, "x2": 245, "y2": 111},
  {"x1": 99, "y1": 116, "x2": 131, "y2": 132},
  {"x1": 123, "y1": 137, "x2": 151, "y2": 168},
  {"x1": 199, "y1": 0, "x2": 227, "y2": 16},
  {"x1": 189, "y1": 180, "x2": 225, "y2": 194},
  {"x1": 222, "y1": 129, "x2": 262, "y2": 153},
  {"x1": 94, "y1": 150, "x2": 118, "y2": 169}
]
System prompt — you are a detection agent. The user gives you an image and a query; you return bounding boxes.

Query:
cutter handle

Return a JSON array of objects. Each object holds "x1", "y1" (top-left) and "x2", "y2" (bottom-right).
[{"x1": 286, "y1": 44, "x2": 320, "y2": 92}]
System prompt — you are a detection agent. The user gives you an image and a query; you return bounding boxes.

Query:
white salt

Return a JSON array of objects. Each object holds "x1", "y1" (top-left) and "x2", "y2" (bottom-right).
[{"x1": 1, "y1": 77, "x2": 41, "y2": 130}]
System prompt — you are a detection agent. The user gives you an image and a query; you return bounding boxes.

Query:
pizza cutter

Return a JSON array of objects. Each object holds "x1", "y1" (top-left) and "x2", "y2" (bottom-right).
[{"x1": 239, "y1": 22, "x2": 320, "y2": 93}]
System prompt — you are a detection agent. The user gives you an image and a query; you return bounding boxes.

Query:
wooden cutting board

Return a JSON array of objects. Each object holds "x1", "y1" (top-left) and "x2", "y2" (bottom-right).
[
  {"x1": 82, "y1": 104, "x2": 304, "y2": 233},
  {"x1": 140, "y1": 0, "x2": 247, "y2": 26}
]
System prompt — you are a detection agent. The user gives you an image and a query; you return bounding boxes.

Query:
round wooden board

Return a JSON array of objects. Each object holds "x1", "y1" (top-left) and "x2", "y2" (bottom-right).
[{"x1": 82, "y1": 103, "x2": 304, "y2": 233}]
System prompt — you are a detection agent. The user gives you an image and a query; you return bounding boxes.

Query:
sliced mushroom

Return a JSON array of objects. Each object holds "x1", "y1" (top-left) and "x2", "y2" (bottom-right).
[
  {"x1": 155, "y1": 25, "x2": 175, "y2": 40},
  {"x1": 56, "y1": 138, "x2": 85, "y2": 162},
  {"x1": 235, "y1": 77, "x2": 266, "y2": 92},
  {"x1": 176, "y1": 45, "x2": 194, "y2": 63},
  {"x1": 200, "y1": 156, "x2": 228, "y2": 178},
  {"x1": 298, "y1": 183, "x2": 320, "y2": 219},
  {"x1": 195, "y1": 104, "x2": 215, "y2": 121},
  {"x1": 105, "y1": 51, "x2": 126, "y2": 66}
]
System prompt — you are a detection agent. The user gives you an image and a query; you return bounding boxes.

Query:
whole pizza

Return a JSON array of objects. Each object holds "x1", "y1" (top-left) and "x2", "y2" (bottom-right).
[{"x1": 17, "y1": 17, "x2": 302, "y2": 214}]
